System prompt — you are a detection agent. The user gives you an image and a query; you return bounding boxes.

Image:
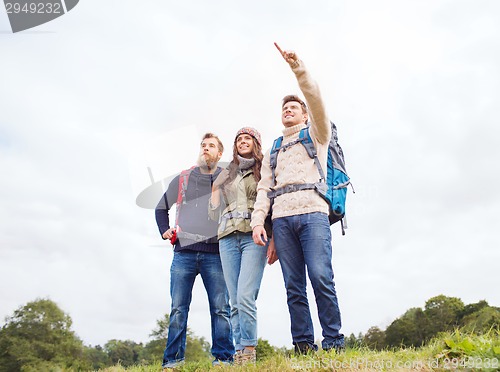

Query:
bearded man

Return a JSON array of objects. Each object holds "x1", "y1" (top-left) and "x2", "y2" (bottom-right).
[{"x1": 155, "y1": 133, "x2": 234, "y2": 369}]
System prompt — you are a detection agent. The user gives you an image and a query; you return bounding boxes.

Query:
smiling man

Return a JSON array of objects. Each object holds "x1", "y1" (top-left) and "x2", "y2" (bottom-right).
[{"x1": 251, "y1": 44, "x2": 345, "y2": 354}]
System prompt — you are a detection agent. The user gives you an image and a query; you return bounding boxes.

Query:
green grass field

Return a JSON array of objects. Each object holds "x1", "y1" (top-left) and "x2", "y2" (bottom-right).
[{"x1": 99, "y1": 330, "x2": 500, "y2": 371}]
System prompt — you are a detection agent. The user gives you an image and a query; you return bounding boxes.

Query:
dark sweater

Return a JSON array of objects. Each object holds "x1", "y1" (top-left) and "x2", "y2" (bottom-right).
[{"x1": 155, "y1": 166, "x2": 222, "y2": 253}]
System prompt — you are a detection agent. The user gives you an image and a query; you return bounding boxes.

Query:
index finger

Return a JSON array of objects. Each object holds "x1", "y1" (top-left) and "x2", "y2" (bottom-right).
[{"x1": 274, "y1": 42, "x2": 284, "y2": 56}]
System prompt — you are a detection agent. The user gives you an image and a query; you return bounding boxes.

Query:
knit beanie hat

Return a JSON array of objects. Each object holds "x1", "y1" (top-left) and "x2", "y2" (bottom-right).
[{"x1": 235, "y1": 127, "x2": 262, "y2": 147}]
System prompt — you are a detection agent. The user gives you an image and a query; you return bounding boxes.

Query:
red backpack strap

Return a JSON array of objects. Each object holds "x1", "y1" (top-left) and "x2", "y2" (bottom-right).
[{"x1": 175, "y1": 166, "x2": 196, "y2": 227}]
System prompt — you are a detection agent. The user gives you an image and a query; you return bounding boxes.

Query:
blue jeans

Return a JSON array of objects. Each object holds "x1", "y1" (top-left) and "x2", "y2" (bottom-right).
[
  {"x1": 219, "y1": 232, "x2": 267, "y2": 350},
  {"x1": 162, "y1": 251, "x2": 234, "y2": 366},
  {"x1": 272, "y1": 212, "x2": 344, "y2": 350}
]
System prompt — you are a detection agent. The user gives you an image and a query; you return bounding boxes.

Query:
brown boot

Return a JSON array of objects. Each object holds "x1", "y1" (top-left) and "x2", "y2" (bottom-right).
[{"x1": 238, "y1": 347, "x2": 256, "y2": 365}]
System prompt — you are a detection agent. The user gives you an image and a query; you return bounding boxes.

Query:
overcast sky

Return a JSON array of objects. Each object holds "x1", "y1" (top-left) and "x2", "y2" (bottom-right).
[{"x1": 1, "y1": 0, "x2": 499, "y2": 349}]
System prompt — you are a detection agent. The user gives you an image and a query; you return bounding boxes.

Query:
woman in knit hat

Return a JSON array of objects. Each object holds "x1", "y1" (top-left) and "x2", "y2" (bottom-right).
[{"x1": 209, "y1": 127, "x2": 272, "y2": 365}]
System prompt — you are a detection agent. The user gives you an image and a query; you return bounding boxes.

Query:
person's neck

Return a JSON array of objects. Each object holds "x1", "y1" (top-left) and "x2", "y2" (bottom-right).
[
  {"x1": 238, "y1": 155, "x2": 255, "y2": 170},
  {"x1": 282, "y1": 122, "x2": 307, "y2": 137},
  {"x1": 199, "y1": 163, "x2": 218, "y2": 174}
]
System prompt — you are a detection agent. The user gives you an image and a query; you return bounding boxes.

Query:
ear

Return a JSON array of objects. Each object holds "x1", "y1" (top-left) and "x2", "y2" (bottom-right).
[{"x1": 302, "y1": 112, "x2": 308, "y2": 123}]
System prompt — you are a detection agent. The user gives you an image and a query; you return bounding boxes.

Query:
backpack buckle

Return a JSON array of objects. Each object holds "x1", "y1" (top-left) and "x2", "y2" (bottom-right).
[{"x1": 314, "y1": 182, "x2": 328, "y2": 195}]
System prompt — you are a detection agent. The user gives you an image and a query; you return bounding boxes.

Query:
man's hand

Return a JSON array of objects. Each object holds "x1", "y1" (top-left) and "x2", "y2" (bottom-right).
[
  {"x1": 267, "y1": 237, "x2": 278, "y2": 265},
  {"x1": 252, "y1": 225, "x2": 268, "y2": 246},
  {"x1": 274, "y1": 42, "x2": 299, "y2": 66},
  {"x1": 162, "y1": 227, "x2": 177, "y2": 240}
]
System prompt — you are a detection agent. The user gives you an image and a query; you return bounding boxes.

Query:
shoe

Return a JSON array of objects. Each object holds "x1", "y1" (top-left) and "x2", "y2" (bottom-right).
[
  {"x1": 323, "y1": 338, "x2": 345, "y2": 353},
  {"x1": 324, "y1": 344, "x2": 345, "y2": 353},
  {"x1": 212, "y1": 359, "x2": 232, "y2": 367},
  {"x1": 233, "y1": 349, "x2": 243, "y2": 365},
  {"x1": 235, "y1": 347, "x2": 256, "y2": 365},
  {"x1": 162, "y1": 359, "x2": 185, "y2": 370},
  {"x1": 294, "y1": 341, "x2": 318, "y2": 355}
]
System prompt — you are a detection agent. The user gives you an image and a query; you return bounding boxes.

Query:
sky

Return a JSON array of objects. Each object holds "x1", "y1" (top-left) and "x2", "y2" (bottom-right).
[{"x1": 1, "y1": 0, "x2": 499, "y2": 350}]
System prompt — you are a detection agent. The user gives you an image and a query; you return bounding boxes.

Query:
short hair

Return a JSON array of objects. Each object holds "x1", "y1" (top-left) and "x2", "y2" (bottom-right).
[
  {"x1": 282, "y1": 95, "x2": 307, "y2": 114},
  {"x1": 201, "y1": 132, "x2": 224, "y2": 153}
]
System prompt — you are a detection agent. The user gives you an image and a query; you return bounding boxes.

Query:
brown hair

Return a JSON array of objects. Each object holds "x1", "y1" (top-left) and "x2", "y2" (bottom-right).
[
  {"x1": 282, "y1": 95, "x2": 307, "y2": 114},
  {"x1": 201, "y1": 132, "x2": 224, "y2": 153},
  {"x1": 221, "y1": 135, "x2": 264, "y2": 191}
]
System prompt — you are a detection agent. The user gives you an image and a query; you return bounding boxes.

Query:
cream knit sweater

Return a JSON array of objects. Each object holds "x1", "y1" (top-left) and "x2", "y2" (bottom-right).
[{"x1": 251, "y1": 59, "x2": 331, "y2": 228}]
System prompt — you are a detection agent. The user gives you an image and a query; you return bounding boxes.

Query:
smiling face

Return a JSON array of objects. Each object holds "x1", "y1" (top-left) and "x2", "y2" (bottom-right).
[
  {"x1": 235, "y1": 133, "x2": 255, "y2": 159},
  {"x1": 282, "y1": 99, "x2": 308, "y2": 127}
]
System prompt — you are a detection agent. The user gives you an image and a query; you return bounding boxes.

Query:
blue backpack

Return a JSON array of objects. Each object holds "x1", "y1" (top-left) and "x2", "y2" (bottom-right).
[{"x1": 267, "y1": 121, "x2": 352, "y2": 234}]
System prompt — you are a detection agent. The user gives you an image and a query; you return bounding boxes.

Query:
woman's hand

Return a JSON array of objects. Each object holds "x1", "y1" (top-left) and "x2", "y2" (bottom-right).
[{"x1": 267, "y1": 237, "x2": 278, "y2": 265}]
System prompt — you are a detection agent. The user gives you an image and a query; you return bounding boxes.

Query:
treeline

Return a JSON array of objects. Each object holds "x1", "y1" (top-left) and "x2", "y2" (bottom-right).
[
  {"x1": 345, "y1": 294, "x2": 500, "y2": 350},
  {"x1": 1, "y1": 295, "x2": 498, "y2": 371},
  {"x1": 0, "y1": 299, "x2": 215, "y2": 371}
]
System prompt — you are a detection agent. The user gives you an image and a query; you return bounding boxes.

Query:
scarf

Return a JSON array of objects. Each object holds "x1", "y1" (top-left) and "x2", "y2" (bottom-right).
[{"x1": 237, "y1": 155, "x2": 255, "y2": 171}]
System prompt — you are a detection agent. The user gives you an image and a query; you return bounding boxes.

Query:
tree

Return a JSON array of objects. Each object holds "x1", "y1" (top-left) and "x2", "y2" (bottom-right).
[
  {"x1": 361, "y1": 296, "x2": 498, "y2": 351},
  {"x1": 459, "y1": 300, "x2": 489, "y2": 319},
  {"x1": 256, "y1": 338, "x2": 277, "y2": 361},
  {"x1": 385, "y1": 307, "x2": 428, "y2": 347},
  {"x1": 424, "y1": 295, "x2": 464, "y2": 337},
  {"x1": 0, "y1": 298, "x2": 89, "y2": 371},
  {"x1": 84, "y1": 344, "x2": 110, "y2": 370},
  {"x1": 139, "y1": 338, "x2": 165, "y2": 364},
  {"x1": 104, "y1": 339, "x2": 142, "y2": 367},
  {"x1": 185, "y1": 329, "x2": 211, "y2": 361},
  {"x1": 149, "y1": 313, "x2": 170, "y2": 340},
  {"x1": 345, "y1": 332, "x2": 363, "y2": 348},
  {"x1": 460, "y1": 306, "x2": 500, "y2": 334},
  {"x1": 363, "y1": 326, "x2": 386, "y2": 350},
  {"x1": 147, "y1": 313, "x2": 211, "y2": 362}
]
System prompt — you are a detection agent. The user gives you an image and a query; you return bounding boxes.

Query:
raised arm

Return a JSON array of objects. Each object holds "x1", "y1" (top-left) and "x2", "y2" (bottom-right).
[{"x1": 274, "y1": 42, "x2": 330, "y2": 144}]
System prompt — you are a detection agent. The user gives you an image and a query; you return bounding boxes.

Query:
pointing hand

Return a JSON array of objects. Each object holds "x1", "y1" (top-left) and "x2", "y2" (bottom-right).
[{"x1": 274, "y1": 42, "x2": 299, "y2": 66}]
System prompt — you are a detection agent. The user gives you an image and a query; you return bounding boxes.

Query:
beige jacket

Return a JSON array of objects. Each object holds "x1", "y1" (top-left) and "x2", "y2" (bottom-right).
[
  {"x1": 250, "y1": 59, "x2": 331, "y2": 228},
  {"x1": 209, "y1": 168, "x2": 258, "y2": 239}
]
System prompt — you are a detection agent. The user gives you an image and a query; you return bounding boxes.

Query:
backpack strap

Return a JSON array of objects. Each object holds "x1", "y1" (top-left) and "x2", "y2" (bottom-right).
[
  {"x1": 269, "y1": 132, "x2": 317, "y2": 186},
  {"x1": 176, "y1": 231, "x2": 218, "y2": 244},
  {"x1": 299, "y1": 128, "x2": 326, "y2": 182},
  {"x1": 173, "y1": 166, "x2": 219, "y2": 244},
  {"x1": 219, "y1": 210, "x2": 252, "y2": 231},
  {"x1": 269, "y1": 136, "x2": 283, "y2": 188},
  {"x1": 175, "y1": 166, "x2": 196, "y2": 227},
  {"x1": 268, "y1": 182, "x2": 318, "y2": 199}
]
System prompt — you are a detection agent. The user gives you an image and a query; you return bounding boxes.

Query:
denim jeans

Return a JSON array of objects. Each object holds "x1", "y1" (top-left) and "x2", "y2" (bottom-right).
[
  {"x1": 219, "y1": 232, "x2": 267, "y2": 350},
  {"x1": 272, "y1": 212, "x2": 344, "y2": 350},
  {"x1": 162, "y1": 251, "x2": 234, "y2": 366}
]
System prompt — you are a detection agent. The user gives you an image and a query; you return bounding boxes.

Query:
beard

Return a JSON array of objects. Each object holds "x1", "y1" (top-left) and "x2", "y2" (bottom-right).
[{"x1": 197, "y1": 152, "x2": 219, "y2": 171}]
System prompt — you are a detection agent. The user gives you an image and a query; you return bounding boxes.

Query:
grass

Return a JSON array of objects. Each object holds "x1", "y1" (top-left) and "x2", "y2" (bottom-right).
[{"x1": 99, "y1": 330, "x2": 500, "y2": 371}]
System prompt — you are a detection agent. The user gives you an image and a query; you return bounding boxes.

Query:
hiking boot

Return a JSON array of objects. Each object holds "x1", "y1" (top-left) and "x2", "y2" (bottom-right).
[
  {"x1": 294, "y1": 341, "x2": 318, "y2": 355},
  {"x1": 235, "y1": 347, "x2": 256, "y2": 365}
]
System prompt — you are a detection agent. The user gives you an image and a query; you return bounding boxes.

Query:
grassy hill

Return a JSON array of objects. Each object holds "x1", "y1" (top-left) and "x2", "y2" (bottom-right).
[{"x1": 99, "y1": 330, "x2": 500, "y2": 371}]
